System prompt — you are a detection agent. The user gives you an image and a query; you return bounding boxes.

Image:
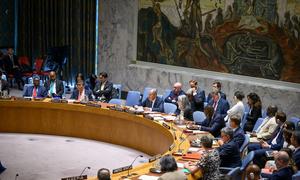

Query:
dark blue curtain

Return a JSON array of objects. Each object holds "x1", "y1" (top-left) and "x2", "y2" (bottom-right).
[{"x1": 17, "y1": 0, "x2": 96, "y2": 83}]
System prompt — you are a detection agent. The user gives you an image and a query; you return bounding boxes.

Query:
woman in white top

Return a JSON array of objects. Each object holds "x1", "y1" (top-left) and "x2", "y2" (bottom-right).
[{"x1": 225, "y1": 91, "x2": 245, "y2": 122}]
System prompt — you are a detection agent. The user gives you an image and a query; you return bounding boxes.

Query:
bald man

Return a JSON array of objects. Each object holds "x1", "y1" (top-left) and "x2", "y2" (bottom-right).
[
  {"x1": 164, "y1": 82, "x2": 185, "y2": 106},
  {"x1": 140, "y1": 89, "x2": 163, "y2": 112},
  {"x1": 266, "y1": 151, "x2": 294, "y2": 179},
  {"x1": 44, "y1": 71, "x2": 64, "y2": 98}
]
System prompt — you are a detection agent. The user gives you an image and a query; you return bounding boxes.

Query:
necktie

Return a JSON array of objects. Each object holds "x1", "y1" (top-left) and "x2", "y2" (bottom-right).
[{"x1": 33, "y1": 87, "x2": 37, "y2": 98}]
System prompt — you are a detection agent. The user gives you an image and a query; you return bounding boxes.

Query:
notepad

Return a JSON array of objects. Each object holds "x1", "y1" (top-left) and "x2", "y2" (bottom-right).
[{"x1": 138, "y1": 175, "x2": 159, "y2": 180}]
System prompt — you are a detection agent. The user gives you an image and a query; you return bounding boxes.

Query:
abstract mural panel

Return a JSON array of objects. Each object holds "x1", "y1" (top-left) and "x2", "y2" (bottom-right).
[{"x1": 137, "y1": 0, "x2": 300, "y2": 83}]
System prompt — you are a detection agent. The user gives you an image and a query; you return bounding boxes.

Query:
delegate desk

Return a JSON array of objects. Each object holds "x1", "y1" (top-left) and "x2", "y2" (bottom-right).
[{"x1": 0, "y1": 99, "x2": 209, "y2": 179}]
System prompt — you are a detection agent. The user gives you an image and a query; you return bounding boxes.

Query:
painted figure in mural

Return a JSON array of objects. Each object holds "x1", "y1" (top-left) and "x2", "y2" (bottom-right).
[
  {"x1": 214, "y1": 7, "x2": 224, "y2": 27},
  {"x1": 151, "y1": 0, "x2": 173, "y2": 62},
  {"x1": 184, "y1": 0, "x2": 202, "y2": 38},
  {"x1": 291, "y1": 15, "x2": 300, "y2": 40},
  {"x1": 224, "y1": 5, "x2": 233, "y2": 21},
  {"x1": 204, "y1": 13, "x2": 213, "y2": 33},
  {"x1": 283, "y1": 11, "x2": 293, "y2": 38}
]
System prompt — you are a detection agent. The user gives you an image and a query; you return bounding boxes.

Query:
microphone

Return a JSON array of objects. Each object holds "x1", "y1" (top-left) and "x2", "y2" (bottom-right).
[
  {"x1": 176, "y1": 134, "x2": 191, "y2": 155},
  {"x1": 15, "y1": 173, "x2": 19, "y2": 180},
  {"x1": 127, "y1": 155, "x2": 143, "y2": 177},
  {"x1": 79, "y1": 166, "x2": 91, "y2": 177}
]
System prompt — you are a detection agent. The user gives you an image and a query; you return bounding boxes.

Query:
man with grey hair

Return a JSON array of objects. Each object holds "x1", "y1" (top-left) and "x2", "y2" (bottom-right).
[
  {"x1": 217, "y1": 127, "x2": 241, "y2": 167},
  {"x1": 266, "y1": 151, "x2": 294, "y2": 179},
  {"x1": 140, "y1": 88, "x2": 164, "y2": 112}
]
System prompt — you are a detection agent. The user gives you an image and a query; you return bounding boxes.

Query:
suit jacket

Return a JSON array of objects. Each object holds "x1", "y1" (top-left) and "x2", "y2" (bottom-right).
[
  {"x1": 293, "y1": 148, "x2": 300, "y2": 170},
  {"x1": 44, "y1": 79, "x2": 64, "y2": 97},
  {"x1": 140, "y1": 97, "x2": 164, "y2": 112},
  {"x1": 208, "y1": 98, "x2": 230, "y2": 120},
  {"x1": 3, "y1": 54, "x2": 19, "y2": 73},
  {"x1": 0, "y1": 79, "x2": 9, "y2": 93},
  {"x1": 256, "y1": 116, "x2": 278, "y2": 140},
  {"x1": 93, "y1": 80, "x2": 113, "y2": 102},
  {"x1": 190, "y1": 88, "x2": 205, "y2": 112},
  {"x1": 158, "y1": 170, "x2": 187, "y2": 180},
  {"x1": 267, "y1": 126, "x2": 284, "y2": 151},
  {"x1": 244, "y1": 106, "x2": 262, "y2": 132},
  {"x1": 23, "y1": 85, "x2": 47, "y2": 98},
  {"x1": 233, "y1": 127, "x2": 245, "y2": 148},
  {"x1": 218, "y1": 139, "x2": 242, "y2": 168},
  {"x1": 207, "y1": 91, "x2": 226, "y2": 102},
  {"x1": 270, "y1": 166, "x2": 293, "y2": 180},
  {"x1": 197, "y1": 114, "x2": 225, "y2": 137},
  {"x1": 70, "y1": 88, "x2": 93, "y2": 101},
  {"x1": 164, "y1": 90, "x2": 185, "y2": 106}
]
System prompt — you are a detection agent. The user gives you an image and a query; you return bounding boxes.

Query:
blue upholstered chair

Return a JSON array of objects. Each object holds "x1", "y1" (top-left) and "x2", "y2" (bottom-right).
[
  {"x1": 163, "y1": 103, "x2": 177, "y2": 114},
  {"x1": 253, "y1": 117, "x2": 265, "y2": 133},
  {"x1": 113, "y1": 84, "x2": 122, "y2": 99},
  {"x1": 109, "y1": 98, "x2": 123, "y2": 105},
  {"x1": 125, "y1": 91, "x2": 141, "y2": 106},
  {"x1": 193, "y1": 111, "x2": 206, "y2": 123}
]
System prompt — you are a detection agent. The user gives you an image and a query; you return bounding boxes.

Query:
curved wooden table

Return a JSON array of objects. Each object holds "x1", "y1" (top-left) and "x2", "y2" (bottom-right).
[{"x1": 0, "y1": 100, "x2": 196, "y2": 179}]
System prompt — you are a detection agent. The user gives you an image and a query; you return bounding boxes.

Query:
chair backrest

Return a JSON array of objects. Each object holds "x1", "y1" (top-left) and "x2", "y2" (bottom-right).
[
  {"x1": 241, "y1": 112, "x2": 249, "y2": 129},
  {"x1": 289, "y1": 117, "x2": 300, "y2": 131},
  {"x1": 244, "y1": 104, "x2": 250, "y2": 113},
  {"x1": 112, "y1": 84, "x2": 122, "y2": 99},
  {"x1": 193, "y1": 111, "x2": 206, "y2": 123},
  {"x1": 261, "y1": 109, "x2": 267, "y2": 119},
  {"x1": 125, "y1": 91, "x2": 141, "y2": 106},
  {"x1": 22, "y1": 84, "x2": 33, "y2": 96},
  {"x1": 163, "y1": 103, "x2": 177, "y2": 114},
  {"x1": 240, "y1": 134, "x2": 250, "y2": 154},
  {"x1": 241, "y1": 151, "x2": 255, "y2": 171},
  {"x1": 292, "y1": 170, "x2": 300, "y2": 180},
  {"x1": 34, "y1": 58, "x2": 44, "y2": 72},
  {"x1": 162, "y1": 89, "x2": 172, "y2": 101},
  {"x1": 109, "y1": 98, "x2": 123, "y2": 105},
  {"x1": 226, "y1": 167, "x2": 241, "y2": 180},
  {"x1": 142, "y1": 87, "x2": 153, "y2": 102},
  {"x1": 253, "y1": 117, "x2": 264, "y2": 133}
]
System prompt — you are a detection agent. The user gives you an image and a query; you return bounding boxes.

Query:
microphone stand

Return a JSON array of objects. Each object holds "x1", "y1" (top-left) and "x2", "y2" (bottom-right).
[
  {"x1": 176, "y1": 134, "x2": 191, "y2": 154},
  {"x1": 15, "y1": 174, "x2": 19, "y2": 180},
  {"x1": 79, "y1": 166, "x2": 91, "y2": 177},
  {"x1": 126, "y1": 155, "x2": 143, "y2": 178}
]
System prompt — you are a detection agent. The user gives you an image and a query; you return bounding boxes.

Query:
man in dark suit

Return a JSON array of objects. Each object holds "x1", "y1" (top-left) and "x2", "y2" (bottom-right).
[
  {"x1": 44, "y1": 71, "x2": 64, "y2": 98},
  {"x1": 291, "y1": 131, "x2": 300, "y2": 170},
  {"x1": 225, "y1": 115, "x2": 245, "y2": 148},
  {"x1": 186, "y1": 80, "x2": 205, "y2": 112},
  {"x1": 2, "y1": 48, "x2": 24, "y2": 90},
  {"x1": 208, "y1": 91, "x2": 230, "y2": 119},
  {"x1": 0, "y1": 161, "x2": 6, "y2": 174},
  {"x1": 93, "y1": 72, "x2": 113, "y2": 102},
  {"x1": 187, "y1": 106, "x2": 225, "y2": 137},
  {"x1": 217, "y1": 127, "x2": 242, "y2": 167},
  {"x1": 140, "y1": 88, "x2": 163, "y2": 112},
  {"x1": 164, "y1": 82, "x2": 185, "y2": 106},
  {"x1": 70, "y1": 80, "x2": 93, "y2": 101},
  {"x1": 266, "y1": 151, "x2": 293, "y2": 179},
  {"x1": 23, "y1": 75, "x2": 47, "y2": 98},
  {"x1": 247, "y1": 112, "x2": 286, "y2": 168},
  {"x1": 0, "y1": 71, "x2": 9, "y2": 95},
  {"x1": 207, "y1": 81, "x2": 226, "y2": 103}
]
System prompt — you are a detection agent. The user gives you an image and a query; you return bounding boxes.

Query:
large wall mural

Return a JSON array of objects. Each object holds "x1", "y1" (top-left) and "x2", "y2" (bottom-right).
[{"x1": 137, "y1": 0, "x2": 300, "y2": 83}]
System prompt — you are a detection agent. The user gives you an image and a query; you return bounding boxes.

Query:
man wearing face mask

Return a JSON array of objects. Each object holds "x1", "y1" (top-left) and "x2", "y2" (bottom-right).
[
  {"x1": 207, "y1": 81, "x2": 226, "y2": 103},
  {"x1": 44, "y1": 71, "x2": 64, "y2": 98}
]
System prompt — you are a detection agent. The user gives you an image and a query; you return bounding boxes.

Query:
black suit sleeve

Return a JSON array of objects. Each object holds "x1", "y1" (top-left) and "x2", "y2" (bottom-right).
[{"x1": 56, "y1": 80, "x2": 64, "y2": 97}]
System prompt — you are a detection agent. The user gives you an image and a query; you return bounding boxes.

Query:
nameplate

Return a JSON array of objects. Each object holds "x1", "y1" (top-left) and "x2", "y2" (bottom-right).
[
  {"x1": 168, "y1": 143, "x2": 175, "y2": 151},
  {"x1": 112, "y1": 165, "x2": 132, "y2": 174},
  {"x1": 162, "y1": 122, "x2": 171, "y2": 130},
  {"x1": 61, "y1": 175, "x2": 87, "y2": 180},
  {"x1": 86, "y1": 103, "x2": 101, "y2": 108},
  {"x1": 148, "y1": 154, "x2": 162, "y2": 163}
]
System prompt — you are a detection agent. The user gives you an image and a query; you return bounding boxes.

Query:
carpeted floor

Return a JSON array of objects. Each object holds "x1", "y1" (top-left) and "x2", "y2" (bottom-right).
[
  {"x1": 0, "y1": 133, "x2": 150, "y2": 180},
  {"x1": 1, "y1": 88, "x2": 150, "y2": 180}
]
